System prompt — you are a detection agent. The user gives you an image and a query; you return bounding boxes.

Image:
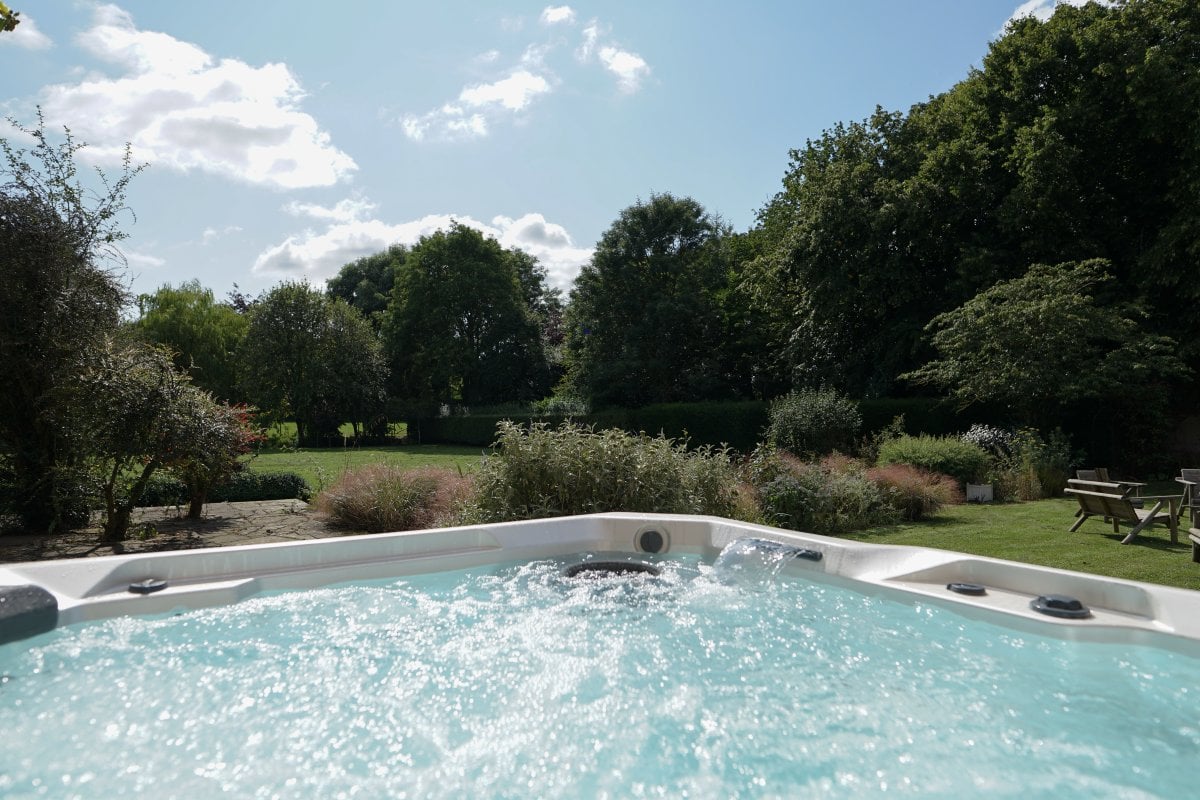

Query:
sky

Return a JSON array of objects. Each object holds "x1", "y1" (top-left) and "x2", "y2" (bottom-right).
[{"x1": 1, "y1": 0, "x2": 1088, "y2": 303}]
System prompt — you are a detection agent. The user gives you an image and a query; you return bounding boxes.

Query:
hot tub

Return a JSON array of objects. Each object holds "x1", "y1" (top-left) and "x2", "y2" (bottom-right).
[{"x1": 2, "y1": 513, "x2": 1198, "y2": 797}]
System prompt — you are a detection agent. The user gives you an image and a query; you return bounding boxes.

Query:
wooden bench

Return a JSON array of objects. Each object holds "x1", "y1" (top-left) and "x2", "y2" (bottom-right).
[
  {"x1": 1190, "y1": 528, "x2": 1200, "y2": 563},
  {"x1": 1065, "y1": 479, "x2": 1178, "y2": 544}
]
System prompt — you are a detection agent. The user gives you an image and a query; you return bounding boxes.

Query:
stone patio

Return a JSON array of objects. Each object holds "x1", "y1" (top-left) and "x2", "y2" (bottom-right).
[{"x1": 0, "y1": 500, "x2": 365, "y2": 564}]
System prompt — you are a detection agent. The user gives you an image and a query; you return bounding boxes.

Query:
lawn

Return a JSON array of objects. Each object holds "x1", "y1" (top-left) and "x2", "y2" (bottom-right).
[
  {"x1": 844, "y1": 498, "x2": 1200, "y2": 592},
  {"x1": 246, "y1": 444, "x2": 487, "y2": 492}
]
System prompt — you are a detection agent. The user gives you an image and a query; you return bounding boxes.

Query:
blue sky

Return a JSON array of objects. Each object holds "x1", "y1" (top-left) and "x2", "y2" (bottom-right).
[{"x1": 2, "y1": 1, "x2": 1080, "y2": 300}]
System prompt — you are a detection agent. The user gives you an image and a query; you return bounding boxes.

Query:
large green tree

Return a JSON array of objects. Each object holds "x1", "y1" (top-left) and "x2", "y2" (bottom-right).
[
  {"x1": 0, "y1": 117, "x2": 139, "y2": 531},
  {"x1": 135, "y1": 280, "x2": 248, "y2": 401},
  {"x1": 239, "y1": 283, "x2": 386, "y2": 445},
  {"x1": 564, "y1": 194, "x2": 736, "y2": 408},
  {"x1": 383, "y1": 223, "x2": 551, "y2": 412}
]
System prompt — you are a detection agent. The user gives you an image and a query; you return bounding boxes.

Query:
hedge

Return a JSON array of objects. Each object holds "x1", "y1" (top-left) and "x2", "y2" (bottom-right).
[
  {"x1": 137, "y1": 470, "x2": 312, "y2": 507},
  {"x1": 411, "y1": 400, "x2": 769, "y2": 453}
]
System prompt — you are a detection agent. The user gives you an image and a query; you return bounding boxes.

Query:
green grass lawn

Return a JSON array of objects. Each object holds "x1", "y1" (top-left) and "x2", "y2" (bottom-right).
[
  {"x1": 246, "y1": 444, "x2": 487, "y2": 491},
  {"x1": 845, "y1": 498, "x2": 1200, "y2": 592}
]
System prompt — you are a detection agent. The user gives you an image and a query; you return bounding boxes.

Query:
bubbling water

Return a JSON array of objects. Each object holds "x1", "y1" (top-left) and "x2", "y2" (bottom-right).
[{"x1": 1, "y1": 545, "x2": 1198, "y2": 798}]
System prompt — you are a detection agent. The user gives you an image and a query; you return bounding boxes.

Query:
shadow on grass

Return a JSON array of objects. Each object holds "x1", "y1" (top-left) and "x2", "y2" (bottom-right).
[{"x1": 1093, "y1": 530, "x2": 1192, "y2": 554}]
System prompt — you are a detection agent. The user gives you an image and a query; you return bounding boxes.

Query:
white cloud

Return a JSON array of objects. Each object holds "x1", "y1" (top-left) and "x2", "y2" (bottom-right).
[
  {"x1": 285, "y1": 197, "x2": 377, "y2": 223},
  {"x1": 401, "y1": 71, "x2": 550, "y2": 141},
  {"x1": 576, "y1": 22, "x2": 600, "y2": 62},
  {"x1": 460, "y1": 70, "x2": 551, "y2": 111},
  {"x1": 598, "y1": 46, "x2": 649, "y2": 93},
  {"x1": 0, "y1": 13, "x2": 52, "y2": 50},
  {"x1": 540, "y1": 6, "x2": 576, "y2": 26},
  {"x1": 122, "y1": 248, "x2": 166, "y2": 269},
  {"x1": 401, "y1": 104, "x2": 488, "y2": 142},
  {"x1": 254, "y1": 206, "x2": 592, "y2": 293},
  {"x1": 35, "y1": 4, "x2": 355, "y2": 189},
  {"x1": 200, "y1": 224, "x2": 243, "y2": 244},
  {"x1": 400, "y1": 11, "x2": 649, "y2": 142},
  {"x1": 575, "y1": 21, "x2": 649, "y2": 93},
  {"x1": 491, "y1": 213, "x2": 592, "y2": 293}
]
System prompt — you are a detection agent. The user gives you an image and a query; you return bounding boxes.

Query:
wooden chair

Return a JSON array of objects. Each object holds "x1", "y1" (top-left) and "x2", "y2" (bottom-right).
[
  {"x1": 1065, "y1": 479, "x2": 1178, "y2": 544},
  {"x1": 1176, "y1": 468, "x2": 1200, "y2": 527}
]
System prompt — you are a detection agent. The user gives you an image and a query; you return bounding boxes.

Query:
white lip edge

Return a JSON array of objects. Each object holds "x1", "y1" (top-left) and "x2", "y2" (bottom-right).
[{"x1": 2, "y1": 512, "x2": 1199, "y2": 649}]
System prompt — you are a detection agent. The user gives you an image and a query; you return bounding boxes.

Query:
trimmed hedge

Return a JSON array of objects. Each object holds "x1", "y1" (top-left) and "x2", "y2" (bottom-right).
[
  {"x1": 136, "y1": 470, "x2": 312, "y2": 507},
  {"x1": 858, "y1": 398, "x2": 977, "y2": 436},
  {"x1": 413, "y1": 400, "x2": 768, "y2": 453}
]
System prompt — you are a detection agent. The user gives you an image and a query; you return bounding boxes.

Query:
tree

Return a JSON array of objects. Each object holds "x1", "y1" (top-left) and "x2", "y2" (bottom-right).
[
  {"x1": 747, "y1": 0, "x2": 1200, "y2": 398},
  {"x1": 73, "y1": 340, "x2": 254, "y2": 541},
  {"x1": 327, "y1": 245, "x2": 406, "y2": 330},
  {"x1": 0, "y1": 114, "x2": 140, "y2": 531},
  {"x1": 564, "y1": 194, "x2": 735, "y2": 408},
  {"x1": 135, "y1": 280, "x2": 249, "y2": 401},
  {"x1": 239, "y1": 282, "x2": 386, "y2": 445},
  {"x1": 383, "y1": 223, "x2": 551, "y2": 413},
  {"x1": 903, "y1": 260, "x2": 1188, "y2": 427},
  {"x1": 744, "y1": 109, "x2": 950, "y2": 397}
]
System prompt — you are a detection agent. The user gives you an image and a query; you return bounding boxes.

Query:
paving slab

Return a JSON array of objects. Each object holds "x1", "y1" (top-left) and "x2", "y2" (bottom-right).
[{"x1": 0, "y1": 500, "x2": 365, "y2": 564}]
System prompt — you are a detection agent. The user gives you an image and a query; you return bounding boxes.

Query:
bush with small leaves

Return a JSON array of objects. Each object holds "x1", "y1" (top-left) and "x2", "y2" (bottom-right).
[
  {"x1": 876, "y1": 435, "x2": 991, "y2": 486},
  {"x1": 765, "y1": 389, "x2": 862, "y2": 457}
]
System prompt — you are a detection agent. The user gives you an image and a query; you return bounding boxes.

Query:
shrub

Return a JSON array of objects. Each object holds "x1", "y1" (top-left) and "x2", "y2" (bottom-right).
[
  {"x1": 960, "y1": 424, "x2": 1015, "y2": 458},
  {"x1": 138, "y1": 473, "x2": 189, "y2": 507},
  {"x1": 317, "y1": 465, "x2": 469, "y2": 532},
  {"x1": 458, "y1": 421, "x2": 739, "y2": 523},
  {"x1": 210, "y1": 471, "x2": 312, "y2": 502},
  {"x1": 136, "y1": 470, "x2": 310, "y2": 506},
  {"x1": 531, "y1": 394, "x2": 590, "y2": 416},
  {"x1": 866, "y1": 463, "x2": 963, "y2": 521},
  {"x1": 743, "y1": 446, "x2": 897, "y2": 534},
  {"x1": 876, "y1": 435, "x2": 991, "y2": 486},
  {"x1": 765, "y1": 389, "x2": 861, "y2": 456},
  {"x1": 990, "y1": 428, "x2": 1076, "y2": 500},
  {"x1": 858, "y1": 414, "x2": 907, "y2": 464}
]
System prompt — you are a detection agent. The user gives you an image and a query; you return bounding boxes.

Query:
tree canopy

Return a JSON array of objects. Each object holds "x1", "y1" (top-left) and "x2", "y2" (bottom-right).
[
  {"x1": 746, "y1": 0, "x2": 1200, "y2": 399},
  {"x1": 327, "y1": 245, "x2": 406, "y2": 330},
  {"x1": 383, "y1": 223, "x2": 551, "y2": 411},
  {"x1": 239, "y1": 282, "x2": 385, "y2": 445},
  {"x1": 135, "y1": 280, "x2": 248, "y2": 401},
  {"x1": 903, "y1": 260, "x2": 1188, "y2": 426},
  {"x1": 564, "y1": 193, "x2": 736, "y2": 408}
]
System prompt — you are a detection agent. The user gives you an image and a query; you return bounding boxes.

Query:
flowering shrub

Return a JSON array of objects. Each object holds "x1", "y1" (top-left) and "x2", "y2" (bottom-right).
[{"x1": 960, "y1": 424, "x2": 1014, "y2": 458}]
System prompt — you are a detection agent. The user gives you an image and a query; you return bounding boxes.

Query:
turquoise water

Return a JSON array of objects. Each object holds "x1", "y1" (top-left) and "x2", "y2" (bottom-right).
[{"x1": 1, "y1": 550, "x2": 1198, "y2": 799}]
